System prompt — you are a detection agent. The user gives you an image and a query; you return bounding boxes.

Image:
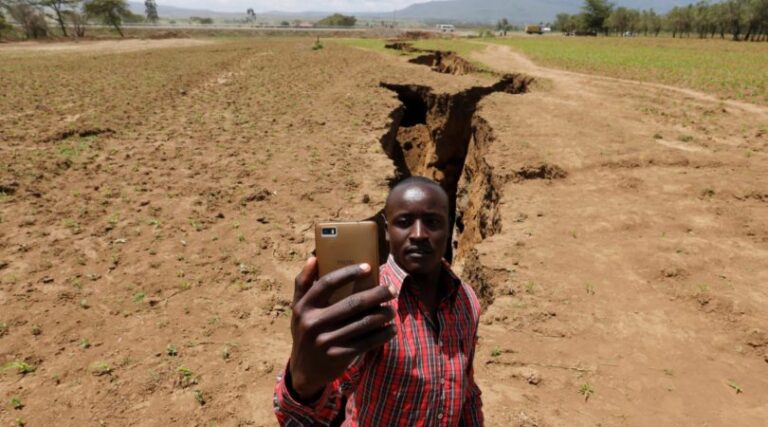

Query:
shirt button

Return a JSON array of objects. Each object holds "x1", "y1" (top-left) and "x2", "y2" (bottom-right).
[
  {"x1": 440, "y1": 378, "x2": 445, "y2": 384},
  {"x1": 437, "y1": 413, "x2": 443, "y2": 420}
]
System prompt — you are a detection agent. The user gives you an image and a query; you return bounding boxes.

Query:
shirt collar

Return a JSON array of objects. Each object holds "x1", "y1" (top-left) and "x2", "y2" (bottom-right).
[{"x1": 385, "y1": 254, "x2": 462, "y2": 303}]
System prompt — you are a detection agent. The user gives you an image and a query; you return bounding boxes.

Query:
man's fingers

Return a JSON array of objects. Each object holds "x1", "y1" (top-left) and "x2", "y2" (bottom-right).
[
  {"x1": 315, "y1": 307, "x2": 395, "y2": 348},
  {"x1": 326, "y1": 325, "x2": 398, "y2": 358},
  {"x1": 293, "y1": 257, "x2": 318, "y2": 304},
  {"x1": 320, "y1": 285, "x2": 396, "y2": 325},
  {"x1": 303, "y1": 263, "x2": 371, "y2": 305}
]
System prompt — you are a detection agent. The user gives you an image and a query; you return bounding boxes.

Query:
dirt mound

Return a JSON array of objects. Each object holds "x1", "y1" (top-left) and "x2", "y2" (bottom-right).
[
  {"x1": 384, "y1": 42, "x2": 418, "y2": 52},
  {"x1": 44, "y1": 127, "x2": 115, "y2": 142},
  {"x1": 400, "y1": 31, "x2": 436, "y2": 40},
  {"x1": 511, "y1": 163, "x2": 568, "y2": 181},
  {"x1": 409, "y1": 51, "x2": 477, "y2": 75},
  {"x1": 145, "y1": 31, "x2": 190, "y2": 40}
]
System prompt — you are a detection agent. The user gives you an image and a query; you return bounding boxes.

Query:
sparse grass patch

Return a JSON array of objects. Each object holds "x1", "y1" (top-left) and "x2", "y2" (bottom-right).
[
  {"x1": 525, "y1": 281, "x2": 536, "y2": 294},
  {"x1": 133, "y1": 291, "x2": 146, "y2": 303},
  {"x1": 194, "y1": 389, "x2": 206, "y2": 405},
  {"x1": 177, "y1": 366, "x2": 198, "y2": 388},
  {"x1": 8, "y1": 396, "x2": 23, "y2": 410},
  {"x1": 579, "y1": 383, "x2": 595, "y2": 402},
  {"x1": 3, "y1": 360, "x2": 36, "y2": 375},
  {"x1": 57, "y1": 138, "x2": 91, "y2": 161},
  {"x1": 166, "y1": 344, "x2": 178, "y2": 357},
  {"x1": 728, "y1": 381, "x2": 744, "y2": 394},
  {"x1": 585, "y1": 282, "x2": 596, "y2": 295},
  {"x1": 90, "y1": 361, "x2": 112, "y2": 376}
]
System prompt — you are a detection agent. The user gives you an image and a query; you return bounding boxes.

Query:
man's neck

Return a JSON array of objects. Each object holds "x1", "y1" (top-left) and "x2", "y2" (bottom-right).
[{"x1": 411, "y1": 268, "x2": 443, "y2": 318}]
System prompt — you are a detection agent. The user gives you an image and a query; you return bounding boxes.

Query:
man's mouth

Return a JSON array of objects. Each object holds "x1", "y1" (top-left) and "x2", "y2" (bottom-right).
[{"x1": 405, "y1": 247, "x2": 434, "y2": 257}]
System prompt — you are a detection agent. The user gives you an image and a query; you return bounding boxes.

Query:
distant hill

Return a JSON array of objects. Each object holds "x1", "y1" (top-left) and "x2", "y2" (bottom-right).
[
  {"x1": 127, "y1": 2, "x2": 245, "y2": 19},
  {"x1": 384, "y1": 0, "x2": 699, "y2": 24},
  {"x1": 127, "y1": 1, "x2": 700, "y2": 24}
]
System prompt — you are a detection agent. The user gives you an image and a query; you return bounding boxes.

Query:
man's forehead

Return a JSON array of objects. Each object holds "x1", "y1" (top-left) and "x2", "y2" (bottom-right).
[
  {"x1": 401, "y1": 186, "x2": 429, "y2": 202},
  {"x1": 387, "y1": 183, "x2": 448, "y2": 212}
]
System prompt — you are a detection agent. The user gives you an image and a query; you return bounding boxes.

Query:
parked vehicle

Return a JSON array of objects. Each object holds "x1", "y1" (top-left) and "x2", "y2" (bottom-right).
[
  {"x1": 436, "y1": 24, "x2": 455, "y2": 33},
  {"x1": 525, "y1": 25, "x2": 543, "y2": 35}
]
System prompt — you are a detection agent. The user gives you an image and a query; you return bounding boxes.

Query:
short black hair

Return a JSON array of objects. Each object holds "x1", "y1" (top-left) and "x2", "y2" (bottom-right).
[{"x1": 385, "y1": 176, "x2": 450, "y2": 214}]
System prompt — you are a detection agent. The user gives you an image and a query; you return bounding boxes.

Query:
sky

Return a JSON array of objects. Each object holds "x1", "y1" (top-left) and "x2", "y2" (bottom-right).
[{"x1": 157, "y1": 0, "x2": 426, "y2": 13}]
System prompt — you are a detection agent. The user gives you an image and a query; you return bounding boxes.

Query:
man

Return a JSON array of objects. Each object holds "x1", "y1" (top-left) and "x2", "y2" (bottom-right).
[{"x1": 274, "y1": 176, "x2": 483, "y2": 426}]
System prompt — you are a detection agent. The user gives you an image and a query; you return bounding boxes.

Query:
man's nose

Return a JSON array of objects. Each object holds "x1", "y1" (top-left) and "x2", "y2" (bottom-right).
[{"x1": 411, "y1": 220, "x2": 427, "y2": 240}]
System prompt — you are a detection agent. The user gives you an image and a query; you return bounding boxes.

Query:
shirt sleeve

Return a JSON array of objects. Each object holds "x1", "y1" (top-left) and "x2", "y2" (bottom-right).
[
  {"x1": 462, "y1": 319, "x2": 484, "y2": 426},
  {"x1": 273, "y1": 357, "x2": 364, "y2": 426}
]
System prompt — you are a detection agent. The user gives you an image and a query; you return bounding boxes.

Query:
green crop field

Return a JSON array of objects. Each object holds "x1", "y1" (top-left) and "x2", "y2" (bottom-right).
[{"x1": 487, "y1": 36, "x2": 768, "y2": 106}]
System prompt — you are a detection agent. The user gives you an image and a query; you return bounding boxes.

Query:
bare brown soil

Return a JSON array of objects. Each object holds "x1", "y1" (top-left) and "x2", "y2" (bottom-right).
[
  {"x1": 0, "y1": 38, "x2": 210, "y2": 54},
  {"x1": 1, "y1": 37, "x2": 767, "y2": 426}
]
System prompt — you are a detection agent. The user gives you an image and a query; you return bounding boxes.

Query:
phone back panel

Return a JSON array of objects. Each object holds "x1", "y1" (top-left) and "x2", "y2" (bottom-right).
[{"x1": 315, "y1": 221, "x2": 380, "y2": 305}]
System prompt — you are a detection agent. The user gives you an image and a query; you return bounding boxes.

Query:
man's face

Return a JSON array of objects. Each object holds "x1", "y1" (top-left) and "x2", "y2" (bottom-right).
[{"x1": 385, "y1": 184, "x2": 450, "y2": 277}]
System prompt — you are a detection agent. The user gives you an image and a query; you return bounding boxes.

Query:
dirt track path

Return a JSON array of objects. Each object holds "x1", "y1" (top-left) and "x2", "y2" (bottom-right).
[{"x1": 466, "y1": 44, "x2": 768, "y2": 425}]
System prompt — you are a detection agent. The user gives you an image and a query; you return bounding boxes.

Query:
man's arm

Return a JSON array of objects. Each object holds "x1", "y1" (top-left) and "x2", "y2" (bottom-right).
[
  {"x1": 462, "y1": 319, "x2": 484, "y2": 425},
  {"x1": 273, "y1": 258, "x2": 397, "y2": 426},
  {"x1": 274, "y1": 357, "x2": 365, "y2": 426}
]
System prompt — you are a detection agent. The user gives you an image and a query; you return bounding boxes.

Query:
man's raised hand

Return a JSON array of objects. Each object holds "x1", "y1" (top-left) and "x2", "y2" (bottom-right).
[{"x1": 288, "y1": 257, "x2": 397, "y2": 400}]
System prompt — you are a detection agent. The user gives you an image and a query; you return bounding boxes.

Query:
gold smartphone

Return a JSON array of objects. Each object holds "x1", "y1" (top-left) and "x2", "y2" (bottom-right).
[{"x1": 315, "y1": 221, "x2": 380, "y2": 305}]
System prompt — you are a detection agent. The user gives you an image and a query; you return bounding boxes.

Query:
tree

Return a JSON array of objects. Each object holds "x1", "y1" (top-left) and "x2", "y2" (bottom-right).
[
  {"x1": 35, "y1": 0, "x2": 80, "y2": 37},
  {"x1": 744, "y1": 0, "x2": 768, "y2": 40},
  {"x1": 666, "y1": 6, "x2": 694, "y2": 38},
  {"x1": 144, "y1": 0, "x2": 157, "y2": 23},
  {"x1": 246, "y1": 7, "x2": 255, "y2": 20},
  {"x1": 553, "y1": 13, "x2": 570, "y2": 32},
  {"x1": 722, "y1": 0, "x2": 748, "y2": 40},
  {"x1": 62, "y1": 8, "x2": 86, "y2": 37},
  {"x1": 317, "y1": 13, "x2": 356, "y2": 27},
  {"x1": 190, "y1": 16, "x2": 213, "y2": 24},
  {"x1": 83, "y1": 0, "x2": 130, "y2": 37},
  {"x1": 606, "y1": 7, "x2": 639, "y2": 35},
  {"x1": 496, "y1": 17, "x2": 511, "y2": 33},
  {"x1": 6, "y1": 2, "x2": 49, "y2": 38},
  {"x1": 582, "y1": 0, "x2": 614, "y2": 34},
  {"x1": 0, "y1": 8, "x2": 12, "y2": 39}
]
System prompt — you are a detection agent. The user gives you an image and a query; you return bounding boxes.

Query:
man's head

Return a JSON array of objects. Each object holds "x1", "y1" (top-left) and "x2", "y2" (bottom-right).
[{"x1": 384, "y1": 176, "x2": 450, "y2": 278}]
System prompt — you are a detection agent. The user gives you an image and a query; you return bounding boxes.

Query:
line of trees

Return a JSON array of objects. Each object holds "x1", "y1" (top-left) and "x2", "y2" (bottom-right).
[
  {"x1": 0, "y1": 0, "x2": 160, "y2": 39},
  {"x1": 554, "y1": 0, "x2": 768, "y2": 41}
]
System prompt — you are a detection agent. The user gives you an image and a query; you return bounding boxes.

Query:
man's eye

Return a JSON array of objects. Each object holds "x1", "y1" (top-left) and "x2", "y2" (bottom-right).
[
  {"x1": 425, "y1": 218, "x2": 443, "y2": 228},
  {"x1": 394, "y1": 218, "x2": 412, "y2": 227}
]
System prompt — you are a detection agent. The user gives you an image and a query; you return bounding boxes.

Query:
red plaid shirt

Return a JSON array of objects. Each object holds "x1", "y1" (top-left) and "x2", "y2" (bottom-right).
[{"x1": 274, "y1": 255, "x2": 483, "y2": 426}]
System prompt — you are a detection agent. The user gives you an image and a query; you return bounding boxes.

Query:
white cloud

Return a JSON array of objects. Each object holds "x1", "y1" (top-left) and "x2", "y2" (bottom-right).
[{"x1": 157, "y1": 0, "x2": 428, "y2": 13}]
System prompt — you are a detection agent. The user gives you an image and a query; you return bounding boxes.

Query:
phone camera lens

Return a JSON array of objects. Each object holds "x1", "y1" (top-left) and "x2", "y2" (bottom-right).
[{"x1": 322, "y1": 227, "x2": 337, "y2": 237}]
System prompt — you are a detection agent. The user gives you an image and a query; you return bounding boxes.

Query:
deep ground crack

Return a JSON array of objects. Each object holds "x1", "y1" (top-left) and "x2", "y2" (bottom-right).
[{"x1": 377, "y1": 74, "x2": 532, "y2": 306}]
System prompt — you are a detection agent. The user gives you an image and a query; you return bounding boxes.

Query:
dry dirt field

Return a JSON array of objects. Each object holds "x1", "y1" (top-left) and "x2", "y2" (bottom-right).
[{"x1": 1, "y1": 37, "x2": 767, "y2": 426}]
